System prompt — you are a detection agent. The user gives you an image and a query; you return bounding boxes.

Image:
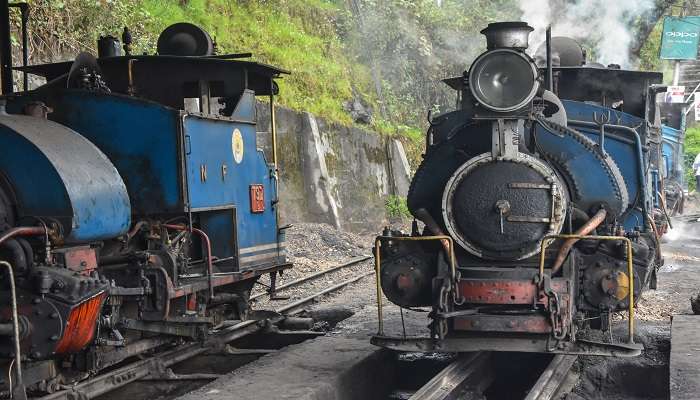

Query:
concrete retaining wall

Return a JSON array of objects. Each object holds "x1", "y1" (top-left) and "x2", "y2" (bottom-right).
[{"x1": 256, "y1": 103, "x2": 411, "y2": 231}]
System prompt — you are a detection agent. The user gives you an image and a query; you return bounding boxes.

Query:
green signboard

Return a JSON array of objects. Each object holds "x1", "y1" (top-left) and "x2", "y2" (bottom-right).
[{"x1": 660, "y1": 16, "x2": 700, "y2": 60}]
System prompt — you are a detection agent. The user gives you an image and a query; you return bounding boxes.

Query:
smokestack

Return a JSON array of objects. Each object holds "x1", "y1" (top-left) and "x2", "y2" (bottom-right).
[
  {"x1": 480, "y1": 21, "x2": 534, "y2": 51},
  {"x1": 0, "y1": 0, "x2": 12, "y2": 94}
]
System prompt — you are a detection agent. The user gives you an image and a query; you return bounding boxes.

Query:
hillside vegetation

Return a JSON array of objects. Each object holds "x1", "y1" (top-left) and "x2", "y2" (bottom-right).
[
  {"x1": 9, "y1": 1, "x2": 676, "y2": 167},
  {"x1": 9, "y1": 0, "x2": 521, "y2": 163}
]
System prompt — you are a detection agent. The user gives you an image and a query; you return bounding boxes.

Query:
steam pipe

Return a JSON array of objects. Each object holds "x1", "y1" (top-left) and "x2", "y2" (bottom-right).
[
  {"x1": 0, "y1": 0, "x2": 12, "y2": 94},
  {"x1": 0, "y1": 238, "x2": 27, "y2": 273},
  {"x1": 413, "y1": 208, "x2": 450, "y2": 252},
  {"x1": 546, "y1": 25, "x2": 553, "y2": 92},
  {"x1": 0, "y1": 260, "x2": 27, "y2": 400},
  {"x1": 164, "y1": 224, "x2": 214, "y2": 300},
  {"x1": 127, "y1": 220, "x2": 147, "y2": 239},
  {"x1": 7, "y1": 3, "x2": 29, "y2": 90},
  {"x1": 656, "y1": 190, "x2": 674, "y2": 230},
  {"x1": 551, "y1": 208, "x2": 607, "y2": 275},
  {"x1": 0, "y1": 226, "x2": 47, "y2": 247},
  {"x1": 17, "y1": 3, "x2": 28, "y2": 91}
]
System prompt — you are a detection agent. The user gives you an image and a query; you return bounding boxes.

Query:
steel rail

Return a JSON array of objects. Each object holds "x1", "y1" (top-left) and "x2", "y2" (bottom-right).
[
  {"x1": 409, "y1": 352, "x2": 492, "y2": 400},
  {"x1": 274, "y1": 270, "x2": 373, "y2": 315},
  {"x1": 524, "y1": 354, "x2": 577, "y2": 400},
  {"x1": 250, "y1": 255, "x2": 371, "y2": 301},
  {"x1": 35, "y1": 269, "x2": 374, "y2": 400}
]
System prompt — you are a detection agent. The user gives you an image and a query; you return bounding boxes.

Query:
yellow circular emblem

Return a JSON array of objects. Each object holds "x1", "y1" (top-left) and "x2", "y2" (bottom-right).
[{"x1": 232, "y1": 129, "x2": 244, "y2": 164}]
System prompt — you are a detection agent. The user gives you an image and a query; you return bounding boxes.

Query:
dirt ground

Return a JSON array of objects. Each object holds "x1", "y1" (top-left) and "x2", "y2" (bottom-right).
[
  {"x1": 248, "y1": 221, "x2": 422, "y2": 338},
  {"x1": 250, "y1": 222, "x2": 375, "y2": 310}
]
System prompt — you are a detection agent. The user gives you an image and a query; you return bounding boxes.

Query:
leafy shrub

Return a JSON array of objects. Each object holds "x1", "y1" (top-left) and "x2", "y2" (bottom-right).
[{"x1": 385, "y1": 195, "x2": 411, "y2": 220}]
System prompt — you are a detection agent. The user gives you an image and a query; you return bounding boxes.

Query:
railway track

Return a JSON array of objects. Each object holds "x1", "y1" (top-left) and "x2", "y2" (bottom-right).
[
  {"x1": 406, "y1": 352, "x2": 576, "y2": 400},
  {"x1": 32, "y1": 256, "x2": 373, "y2": 400},
  {"x1": 250, "y1": 255, "x2": 371, "y2": 301}
]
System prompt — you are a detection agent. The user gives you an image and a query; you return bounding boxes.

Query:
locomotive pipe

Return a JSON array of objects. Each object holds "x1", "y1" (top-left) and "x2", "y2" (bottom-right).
[
  {"x1": 0, "y1": 260, "x2": 27, "y2": 400},
  {"x1": 127, "y1": 220, "x2": 147, "y2": 239},
  {"x1": 8, "y1": 3, "x2": 28, "y2": 91},
  {"x1": 0, "y1": 226, "x2": 48, "y2": 247},
  {"x1": 656, "y1": 190, "x2": 674, "y2": 230},
  {"x1": 413, "y1": 208, "x2": 450, "y2": 252},
  {"x1": 0, "y1": 0, "x2": 12, "y2": 94},
  {"x1": 20, "y1": 3, "x2": 27, "y2": 91},
  {"x1": 551, "y1": 208, "x2": 607, "y2": 275},
  {"x1": 546, "y1": 25, "x2": 553, "y2": 91},
  {"x1": 163, "y1": 224, "x2": 214, "y2": 300},
  {"x1": 0, "y1": 238, "x2": 27, "y2": 273}
]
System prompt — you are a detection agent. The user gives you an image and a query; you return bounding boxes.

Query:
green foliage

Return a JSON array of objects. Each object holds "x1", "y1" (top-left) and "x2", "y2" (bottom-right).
[
  {"x1": 385, "y1": 195, "x2": 411, "y2": 220},
  {"x1": 139, "y1": 0, "x2": 362, "y2": 125},
  {"x1": 637, "y1": 17, "x2": 675, "y2": 82},
  {"x1": 14, "y1": 0, "x2": 519, "y2": 166},
  {"x1": 26, "y1": 0, "x2": 683, "y2": 172},
  {"x1": 685, "y1": 126, "x2": 700, "y2": 191},
  {"x1": 344, "y1": 0, "x2": 519, "y2": 127}
]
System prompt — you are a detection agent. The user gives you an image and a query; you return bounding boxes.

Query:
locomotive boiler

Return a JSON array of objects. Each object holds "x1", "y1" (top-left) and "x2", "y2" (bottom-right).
[
  {"x1": 372, "y1": 22, "x2": 666, "y2": 356},
  {"x1": 0, "y1": 9, "x2": 290, "y2": 397}
]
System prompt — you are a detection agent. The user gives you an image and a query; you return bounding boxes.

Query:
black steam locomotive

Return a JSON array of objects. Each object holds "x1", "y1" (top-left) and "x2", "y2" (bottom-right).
[{"x1": 372, "y1": 22, "x2": 667, "y2": 356}]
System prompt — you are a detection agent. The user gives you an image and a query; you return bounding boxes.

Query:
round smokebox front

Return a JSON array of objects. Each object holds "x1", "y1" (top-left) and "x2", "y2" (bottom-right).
[{"x1": 442, "y1": 153, "x2": 567, "y2": 261}]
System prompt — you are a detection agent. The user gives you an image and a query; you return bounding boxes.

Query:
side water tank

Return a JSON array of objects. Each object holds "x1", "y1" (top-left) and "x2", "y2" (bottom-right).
[{"x1": 0, "y1": 113, "x2": 131, "y2": 242}]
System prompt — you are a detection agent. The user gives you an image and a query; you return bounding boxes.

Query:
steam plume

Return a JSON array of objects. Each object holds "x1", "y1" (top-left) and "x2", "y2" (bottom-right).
[{"x1": 519, "y1": 0, "x2": 654, "y2": 68}]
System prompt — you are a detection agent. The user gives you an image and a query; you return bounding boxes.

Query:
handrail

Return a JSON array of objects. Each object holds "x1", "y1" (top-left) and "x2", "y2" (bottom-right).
[{"x1": 568, "y1": 119, "x2": 648, "y2": 227}]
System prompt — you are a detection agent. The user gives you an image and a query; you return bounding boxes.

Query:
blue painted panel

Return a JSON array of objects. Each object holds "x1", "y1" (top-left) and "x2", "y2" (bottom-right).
[
  {"x1": 561, "y1": 100, "x2": 648, "y2": 230},
  {"x1": 184, "y1": 116, "x2": 278, "y2": 249},
  {"x1": 47, "y1": 91, "x2": 183, "y2": 215},
  {"x1": 662, "y1": 125, "x2": 685, "y2": 185},
  {"x1": 0, "y1": 114, "x2": 131, "y2": 242}
]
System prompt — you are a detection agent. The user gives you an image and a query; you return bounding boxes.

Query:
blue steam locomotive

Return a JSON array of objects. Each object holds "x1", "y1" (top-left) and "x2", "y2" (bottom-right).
[
  {"x1": 372, "y1": 22, "x2": 667, "y2": 357},
  {"x1": 659, "y1": 101, "x2": 686, "y2": 216},
  {"x1": 0, "y1": 11, "x2": 289, "y2": 397}
]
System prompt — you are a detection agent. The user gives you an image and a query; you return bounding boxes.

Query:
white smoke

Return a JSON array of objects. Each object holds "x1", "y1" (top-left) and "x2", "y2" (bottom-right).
[{"x1": 519, "y1": 0, "x2": 655, "y2": 68}]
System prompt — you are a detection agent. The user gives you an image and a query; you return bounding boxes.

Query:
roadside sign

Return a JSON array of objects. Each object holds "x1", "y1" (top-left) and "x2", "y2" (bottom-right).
[
  {"x1": 694, "y1": 92, "x2": 700, "y2": 121},
  {"x1": 660, "y1": 16, "x2": 700, "y2": 60},
  {"x1": 666, "y1": 86, "x2": 686, "y2": 103}
]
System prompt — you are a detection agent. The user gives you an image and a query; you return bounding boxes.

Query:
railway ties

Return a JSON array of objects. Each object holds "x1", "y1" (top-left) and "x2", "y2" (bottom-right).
[
  {"x1": 408, "y1": 352, "x2": 494, "y2": 400},
  {"x1": 250, "y1": 255, "x2": 372, "y2": 302},
  {"x1": 524, "y1": 355, "x2": 577, "y2": 400},
  {"x1": 406, "y1": 352, "x2": 576, "y2": 400}
]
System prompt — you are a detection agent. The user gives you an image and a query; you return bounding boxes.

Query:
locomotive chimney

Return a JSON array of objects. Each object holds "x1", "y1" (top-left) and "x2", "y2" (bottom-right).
[{"x1": 480, "y1": 22, "x2": 534, "y2": 51}]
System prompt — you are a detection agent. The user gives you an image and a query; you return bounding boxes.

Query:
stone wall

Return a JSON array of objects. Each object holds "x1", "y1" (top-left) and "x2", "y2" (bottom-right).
[{"x1": 256, "y1": 103, "x2": 412, "y2": 232}]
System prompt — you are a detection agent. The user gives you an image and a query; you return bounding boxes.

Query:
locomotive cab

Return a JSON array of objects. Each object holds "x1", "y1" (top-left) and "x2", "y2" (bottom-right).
[{"x1": 372, "y1": 22, "x2": 664, "y2": 357}]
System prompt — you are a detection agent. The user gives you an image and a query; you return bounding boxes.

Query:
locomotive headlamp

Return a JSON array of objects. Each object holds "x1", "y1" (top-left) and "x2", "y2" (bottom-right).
[{"x1": 468, "y1": 49, "x2": 540, "y2": 112}]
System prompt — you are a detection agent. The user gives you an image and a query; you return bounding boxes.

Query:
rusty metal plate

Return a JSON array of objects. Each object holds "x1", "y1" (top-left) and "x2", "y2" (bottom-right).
[
  {"x1": 453, "y1": 314, "x2": 551, "y2": 333},
  {"x1": 459, "y1": 278, "x2": 569, "y2": 305}
]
